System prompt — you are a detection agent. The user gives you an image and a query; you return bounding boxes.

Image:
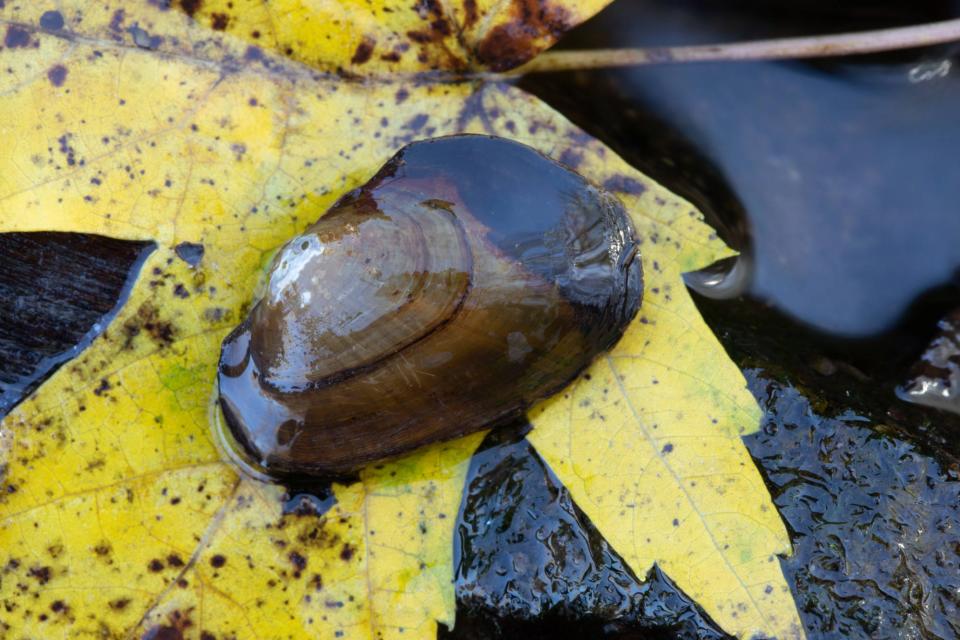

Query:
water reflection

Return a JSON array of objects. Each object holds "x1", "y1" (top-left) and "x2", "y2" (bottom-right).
[{"x1": 522, "y1": 0, "x2": 960, "y2": 336}]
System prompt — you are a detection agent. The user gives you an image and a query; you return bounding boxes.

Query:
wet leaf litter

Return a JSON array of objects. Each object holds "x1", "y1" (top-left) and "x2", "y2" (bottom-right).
[{"x1": 0, "y1": 1, "x2": 801, "y2": 638}]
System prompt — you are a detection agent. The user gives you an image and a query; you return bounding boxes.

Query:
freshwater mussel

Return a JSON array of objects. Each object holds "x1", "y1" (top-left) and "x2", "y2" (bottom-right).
[{"x1": 218, "y1": 135, "x2": 643, "y2": 477}]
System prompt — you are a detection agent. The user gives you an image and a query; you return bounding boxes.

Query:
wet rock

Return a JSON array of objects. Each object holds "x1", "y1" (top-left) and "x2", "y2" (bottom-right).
[
  {"x1": 0, "y1": 233, "x2": 154, "y2": 416},
  {"x1": 899, "y1": 310, "x2": 960, "y2": 416},
  {"x1": 446, "y1": 426, "x2": 729, "y2": 640},
  {"x1": 745, "y1": 371, "x2": 960, "y2": 639}
]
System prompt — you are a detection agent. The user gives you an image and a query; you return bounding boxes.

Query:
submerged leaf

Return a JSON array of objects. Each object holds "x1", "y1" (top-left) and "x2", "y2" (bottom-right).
[{"x1": 0, "y1": 1, "x2": 803, "y2": 638}]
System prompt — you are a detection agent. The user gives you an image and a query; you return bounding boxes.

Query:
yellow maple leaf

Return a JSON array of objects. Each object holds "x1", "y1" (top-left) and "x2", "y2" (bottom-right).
[{"x1": 0, "y1": 1, "x2": 804, "y2": 638}]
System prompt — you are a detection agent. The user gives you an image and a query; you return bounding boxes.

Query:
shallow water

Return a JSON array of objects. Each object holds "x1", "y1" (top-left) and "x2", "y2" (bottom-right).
[
  {"x1": 745, "y1": 371, "x2": 960, "y2": 639},
  {"x1": 522, "y1": 0, "x2": 960, "y2": 336}
]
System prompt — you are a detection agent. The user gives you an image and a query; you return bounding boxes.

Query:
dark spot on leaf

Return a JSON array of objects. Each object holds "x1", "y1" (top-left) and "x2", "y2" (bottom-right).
[
  {"x1": 177, "y1": 0, "x2": 202, "y2": 18},
  {"x1": 93, "y1": 378, "x2": 112, "y2": 397},
  {"x1": 413, "y1": 0, "x2": 440, "y2": 18},
  {"x1": 109, "y1": 597, "x2": 131, "y2": 610},
  {"x1": 672, "y1": 518, "x2": 680, "y2": 527},
  {"x1": 289, "y1": 551, "x2": 307, "y2": 574},
  {"x1": 142, "y1": 626, "x2": 183, "y2": 640},
  {"x1": 558, "y1": 148, "x2": 583, "y2": 170},
  {"x1": 50, "y1": 599, "x2": 67, "y2": 613},
  {"x1": 109, "y1": 9, "x2": 125, "y2": 33},
  {"x1": 123, "y1": 302, "x2": 176, "y2": 349},
  {"x1": 602, "y1": 175, "x2": 646, "y2": 195},
  {"x1": 350, "y1": 36, "x2": 375, "y2": 65},
  {"x1": 39, "y1": 10, "x2": 65, "y2": 31},
  {"x1": 475, "y1": 0, "x2": 573, "y2": 71},
  {"x1": 339, "y1": 543, "x2": 355, "y2": 561},
  {"x1": 148, "y1": 558, "x2": 165, "y2": 572},
  {"x1": 406, "y1": 29, "x2": 433, "y2": 44},
  {"x1": 173, "y1": 283, "x2": 190, "y2": 298},
  {"x1": 166, "y1": 554, "x2": 184, "y2": 567},
  {"x1": 463, "y1": 0, "x2": 478, "y2": 28},
  {"x1": 4, "y1": 26, "x2": 32, "y2": 48},
  {"x1": 395, "y1": 88, "x2": 409, "y2": 104},
  {"x1": 406, "y1": 114, "x2": 428, "y2": 131},
  {"x1": 210, "y1": 554, "x2": 226, "y2": 568},
  {"x1": 662, "y1": 443, "x2": 674, "y2": 453},
  {"x1": 210, "y1": 13, "x2": 229, "y2": 31},
  {"x1": 143, "y1": 610, "x2": 194, "y2": 640},
  {"x1": 47, "y1": 65, "x2": 68, "y2": 87},
  {"x1": 28, "y1": 565, "x2": 51, "y2": 584}
]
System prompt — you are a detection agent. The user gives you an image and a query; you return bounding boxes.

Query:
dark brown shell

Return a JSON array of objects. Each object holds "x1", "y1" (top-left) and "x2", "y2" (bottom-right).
[{"x1": 218, "y1": 135, "x2": 643, "y2": 477}]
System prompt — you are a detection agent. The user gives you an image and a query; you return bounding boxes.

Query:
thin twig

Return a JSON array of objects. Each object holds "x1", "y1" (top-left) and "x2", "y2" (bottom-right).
[{"x1": 513, "y1": 18, "x2": 960, "y2": 74}]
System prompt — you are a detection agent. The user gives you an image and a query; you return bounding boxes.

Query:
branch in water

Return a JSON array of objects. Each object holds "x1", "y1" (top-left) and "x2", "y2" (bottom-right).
[{"x1": 513, "y1": 18, "x2": 960, "y2": 74}]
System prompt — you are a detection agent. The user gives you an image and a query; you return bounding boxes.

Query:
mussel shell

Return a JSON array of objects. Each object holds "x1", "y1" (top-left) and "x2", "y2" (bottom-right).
[{"x1": 218, "y1": 135, "x2": 642, "y2": 477}]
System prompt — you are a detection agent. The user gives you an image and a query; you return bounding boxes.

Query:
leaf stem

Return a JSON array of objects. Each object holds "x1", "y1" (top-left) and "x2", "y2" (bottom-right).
[{"x1": 513, "y1": 18, "x2": 960, "y2": 74}]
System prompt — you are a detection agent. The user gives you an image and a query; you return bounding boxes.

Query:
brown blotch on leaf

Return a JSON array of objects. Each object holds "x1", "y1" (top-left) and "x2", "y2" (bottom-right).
[
  {"x1": 176, "y1": 0, "x2": 202, "y2": 18},
  {"x1": 406, "y1": 0, "x2": 453, "y2": 44},
  {"x1": 350, "y1": 36, "x2": 376, "y2": 65},
  {"x1": 210, "y1": 12, "x2": 229, "y2": 31},
  {"x1": 475, "y1": 0, "x2": 573, "y2": 72},
  {"x1": 339, "y1": 544, "x2": 355, "y2": 562},
  {"x1": 148, "y1": 558, "x2": 165, "y2": 572},
  {"x1": 47, "y1": 64, "x2": 68, "y2": 87},
  {"x1": 209, "y1": 554, "x2": 226, "y2": 568},
  {"x1": 463, "y1": 0, "x2": 479, "y2": 28},
  {"x1": 602, "y1": 174, "x2": 647, "y2": 196},
  {"x1": 123, "y1": 302, "x2": 176, "y2": 349},
  {"x1": 109, "y1": 597, "x2": 131, "y2": 610}
]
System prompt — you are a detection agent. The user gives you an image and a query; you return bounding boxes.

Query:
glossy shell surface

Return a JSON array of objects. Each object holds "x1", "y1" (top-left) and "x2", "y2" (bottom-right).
[{"x1": 218, "y1": 135, "x2": 643, "y2": 476}]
